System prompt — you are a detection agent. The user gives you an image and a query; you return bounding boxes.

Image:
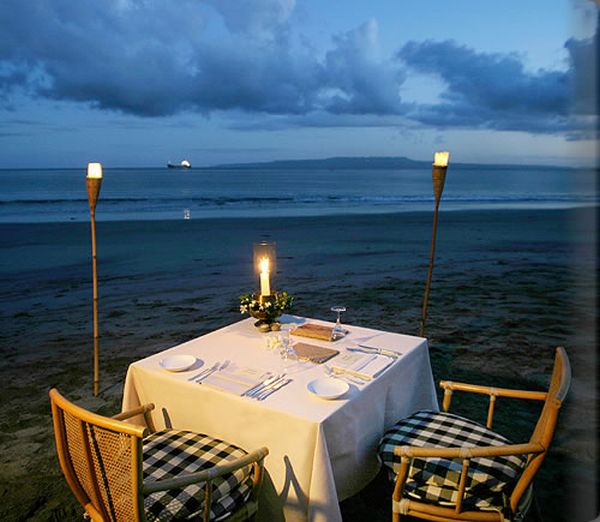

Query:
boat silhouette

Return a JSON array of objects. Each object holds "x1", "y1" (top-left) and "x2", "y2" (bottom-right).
[{"x1": 167, "y1": 160, "x2": 191, "y2": 169}]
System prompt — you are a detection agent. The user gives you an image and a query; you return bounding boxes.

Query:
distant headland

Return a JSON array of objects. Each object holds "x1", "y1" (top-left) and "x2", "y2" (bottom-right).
[{"x1": 201, "y1": 156, "x2": 574, "y2": 171}]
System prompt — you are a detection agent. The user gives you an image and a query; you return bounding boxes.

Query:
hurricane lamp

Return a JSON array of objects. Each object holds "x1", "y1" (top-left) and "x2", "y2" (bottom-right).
[{"x1": 253, "y1": 241, "x2": 276, "y2": 297}]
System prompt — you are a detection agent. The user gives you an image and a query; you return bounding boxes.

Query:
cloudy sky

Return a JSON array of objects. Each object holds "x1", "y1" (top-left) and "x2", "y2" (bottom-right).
[{"x1": 0, "y1": 0, "x2": 597, "y2": 168}]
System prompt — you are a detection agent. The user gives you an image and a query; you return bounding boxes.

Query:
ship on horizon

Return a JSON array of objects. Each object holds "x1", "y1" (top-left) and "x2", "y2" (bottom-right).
[{"x1": 168, "y1": 160, "x2": 191, "y2": 169}]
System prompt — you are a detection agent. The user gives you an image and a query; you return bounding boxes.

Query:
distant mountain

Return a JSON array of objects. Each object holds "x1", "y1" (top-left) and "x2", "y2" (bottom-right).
[
  {"x1": 204, "y1": 156, "x2": 425, "y2": 170},
  {"x1": 203, "y1": 156, "x2": 574, "y2": 171}
]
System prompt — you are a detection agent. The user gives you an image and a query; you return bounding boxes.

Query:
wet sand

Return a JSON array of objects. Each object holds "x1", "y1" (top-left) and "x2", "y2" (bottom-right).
[{"x1": 0, "y1": 207, "x2": 597, "y2": 521}]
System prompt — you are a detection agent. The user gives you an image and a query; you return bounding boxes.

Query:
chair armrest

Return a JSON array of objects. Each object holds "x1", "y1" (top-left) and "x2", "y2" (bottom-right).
[
  {"x1": 439, "y1": 380, "x2": 547, "y2": 429},
  {"x1": 440, "y1": 381, "x2": 547, "y2": 401},
  {"x1": 393, "y1": 442, "x2": 544, "y2": 460},
  {"x1": 112, "y1": 403, "x2": 155, "y2": 421},
  {"x1": 142, "y1": 447, "x2": 269, "y2": 495},
  {"x1": 391, "y1": 441, "x2": 544, "y2": 514}
]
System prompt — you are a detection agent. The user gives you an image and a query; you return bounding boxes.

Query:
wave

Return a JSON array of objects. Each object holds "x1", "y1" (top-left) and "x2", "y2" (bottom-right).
[
  {"x1": 0, "y1": 193, "x2": 596, "y2": 207},
  {"x1": 0, "y1": 197, "x2": 149, "y2": 205}
]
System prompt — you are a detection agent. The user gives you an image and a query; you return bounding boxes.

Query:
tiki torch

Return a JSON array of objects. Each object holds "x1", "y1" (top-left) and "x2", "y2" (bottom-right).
[
  {"x1": 419, "y1": 152, "x2": 449, "y2": 337},
  {"x1": 87, "y1": 162, "x2": 102, "y2": 396}
]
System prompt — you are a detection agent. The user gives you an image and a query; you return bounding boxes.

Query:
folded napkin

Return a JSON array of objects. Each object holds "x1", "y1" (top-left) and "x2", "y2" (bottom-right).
[
  {"x1": 202, "y1": 366, "x2": 264, "y2": 395},
  {"x1": 293, "y1": 342, "x2": 339, "y2": 364},
  {"x1": 331, "y1": 352, "x2": 394, "y2": 380},
  {"x1": 291, "y1": 323, "x2": 335, "y2": 342}
]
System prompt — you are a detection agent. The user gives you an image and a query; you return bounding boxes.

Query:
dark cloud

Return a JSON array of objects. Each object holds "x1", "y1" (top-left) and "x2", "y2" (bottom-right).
[
  {"x1": 201, "y1": 0, "x2": 295, "y2": 35},
  {"x1": 321, "y1": 20, "x2": 406, "y2": 115},
  {"x1": 0, "y1": 0, "x2": 401, "y2": 118},
  {"x1": 566, "y1": 33, "x2": 597, "y2": 116},
  {"x1": 0, "y1": 0, "x2": 594, "y2": 139},
  {"x1": 396, "y1": 39, "x2": 588, "y2": 136}
]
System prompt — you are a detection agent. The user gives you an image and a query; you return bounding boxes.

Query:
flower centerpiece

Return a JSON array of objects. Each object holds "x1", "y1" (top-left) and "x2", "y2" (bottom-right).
[{"x1": 240, "y1": 291, "x2": 294, "y2": 331}]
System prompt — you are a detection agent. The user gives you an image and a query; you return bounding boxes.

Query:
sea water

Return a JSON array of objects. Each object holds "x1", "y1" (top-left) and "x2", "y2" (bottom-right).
[{"x1": 0, "y1": 166, "x2": 596, "y2": 223}]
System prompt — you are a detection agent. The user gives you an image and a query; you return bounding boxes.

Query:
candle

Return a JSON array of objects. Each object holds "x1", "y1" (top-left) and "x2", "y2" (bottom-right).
[
  {"x1": 433, "y1": 152, "x2": 449, "y2": 167},
  {"x1": 87, "y1": 162, "x2": 103, "y2": 179},
  {"x1": 259, "y1": 257, "x2": 271, "y2": 296}
]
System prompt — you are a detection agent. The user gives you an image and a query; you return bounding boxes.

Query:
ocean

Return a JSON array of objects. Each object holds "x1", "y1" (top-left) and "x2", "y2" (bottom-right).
[{"x1": 0, "y1": 165, "x2": 596, "y2": 223}]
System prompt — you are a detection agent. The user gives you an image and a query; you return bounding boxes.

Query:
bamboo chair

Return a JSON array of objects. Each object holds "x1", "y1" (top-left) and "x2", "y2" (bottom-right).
[
  {"x1": 378, "y1": 347, "x2": 571, "y2": 522},
  {"x1": 49, "y1": 388, "x2": 269, "y2": 521}
]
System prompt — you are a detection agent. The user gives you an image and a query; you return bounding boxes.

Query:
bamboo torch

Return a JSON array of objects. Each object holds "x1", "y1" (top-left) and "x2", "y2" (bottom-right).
[
  {"x1": 419, "y1": 152, "x2": 449, "y2": 337},
  {"x1": 86, "y1": 163, "x2": 102, "y2": 396}
]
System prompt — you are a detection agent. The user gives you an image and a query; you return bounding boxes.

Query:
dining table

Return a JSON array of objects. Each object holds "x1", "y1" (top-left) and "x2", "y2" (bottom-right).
[{"x1": 122, "y1": 314, "x2": 439, "y2": 521}]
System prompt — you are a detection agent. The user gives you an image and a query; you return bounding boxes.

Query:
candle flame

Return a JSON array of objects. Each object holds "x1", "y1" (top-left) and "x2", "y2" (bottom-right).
[
  {"x1": 87, "y1": 162, "x2": 103, "y2": 179},
  {"x1": 433, "y1": 152, "x2": 449, "y2": 167},
  {"x1": 260, "y1": 257, "x2": 270, "y2": 273}
]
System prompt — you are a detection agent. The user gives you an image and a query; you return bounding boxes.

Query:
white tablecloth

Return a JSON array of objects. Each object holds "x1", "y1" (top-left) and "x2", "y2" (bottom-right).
[{"x1": 122, "y1": 315, "x2": 438, "y2": 521}]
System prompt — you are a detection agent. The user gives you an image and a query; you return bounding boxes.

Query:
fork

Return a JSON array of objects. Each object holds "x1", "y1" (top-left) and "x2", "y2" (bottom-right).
[
  {"x1": 196, "y1": 359, "x2": 230, "y2": 382},
  {"x1": 188, "y1": 362, "x2": 219, "y2": 381}
]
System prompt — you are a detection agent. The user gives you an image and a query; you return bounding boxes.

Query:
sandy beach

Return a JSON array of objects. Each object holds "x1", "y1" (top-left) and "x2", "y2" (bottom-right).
[{"x1": 0, "y1": 207, "x2": 597, "y2": 521}]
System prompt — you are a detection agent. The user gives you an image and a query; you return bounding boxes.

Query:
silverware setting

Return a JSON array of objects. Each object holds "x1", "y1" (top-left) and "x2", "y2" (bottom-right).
[
  {"x1": 242, "y1": 373, "x2": 277, "y2": 397},
  {"x1": 245, "y1": 374, "x2": 287, "y2": 400},
  {"x1": 188, "y1": 362, "x2": 219, "y2": 381},
  {"x1": 324, "y1": 365, "x2": 368, "y2": 384},
  {"x1": 194, "y1": 359, "x2": 230, "y2": 383},
  {"x1": 256, "y1": 378, "x2": 293, "y2": 401},
  {"x1": 349, "y1": 345, "x2": 402, "y2": 359}
]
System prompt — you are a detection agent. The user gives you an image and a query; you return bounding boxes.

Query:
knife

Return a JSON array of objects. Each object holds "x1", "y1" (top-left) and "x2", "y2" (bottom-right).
[
  {"x1": 252, "y1": 375, "x2": 287, "y2": 400},
  {"x1": 351, "y1": 345, "x2": 402, "y2": 358},
  {"x1": 257, "y1": 378, "x2": 293, "y2": 401},
  {"x1": 243, "y1": 373, "x2": 278, "y2": 397}
]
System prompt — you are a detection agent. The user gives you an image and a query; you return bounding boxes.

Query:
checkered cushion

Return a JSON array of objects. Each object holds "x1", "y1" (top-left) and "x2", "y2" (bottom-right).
[
  {"x1": 378, "y1": 410, "x2": 527, "y2": 513},
  {"x1": 143, "y1": 430, "x2": 254, "y2": 521}
]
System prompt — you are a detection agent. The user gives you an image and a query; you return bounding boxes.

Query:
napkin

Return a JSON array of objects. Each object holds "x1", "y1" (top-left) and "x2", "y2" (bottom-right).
[
  {"x1": 331, "y1": 352, "x2": 394, "y2": 380},
  {"x1": 293, "y1": 342, "x2": 339, "y2": 364},
  {"x1": 291, "y1": 323, "x2": 335, "y2": 342},
  {"x1": 202, "y1": 366, "x2": 264, "y2": 395}
]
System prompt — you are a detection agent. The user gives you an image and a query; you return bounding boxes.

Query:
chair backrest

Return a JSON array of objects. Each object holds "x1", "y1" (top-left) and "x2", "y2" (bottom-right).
[
  {"x1": 509, "y1": 347, "x2": 571, "y2": 511},
  {"x1": 49, "y1": 389, "x2": 148, "y2": 522}
]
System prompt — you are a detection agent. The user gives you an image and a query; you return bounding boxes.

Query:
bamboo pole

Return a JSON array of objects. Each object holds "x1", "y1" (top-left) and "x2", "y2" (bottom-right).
[
  {"x1": 419, "y1": 163, "x2": 447, "y2": 337},
  {"x1": 91, "y1": 210, "x2": 99, "y2": 396},
  {"x1": 87, "y1": 174, "x2": 102, "y2": 396}
]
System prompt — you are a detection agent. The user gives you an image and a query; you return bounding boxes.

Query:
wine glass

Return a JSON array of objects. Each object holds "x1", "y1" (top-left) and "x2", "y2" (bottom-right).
[
  {"x1": 331, "y1": 305, "x2": 347, "y2": 340},
  {"x1": 278, "y1": 326, "x2": 296, "y2": 361}
]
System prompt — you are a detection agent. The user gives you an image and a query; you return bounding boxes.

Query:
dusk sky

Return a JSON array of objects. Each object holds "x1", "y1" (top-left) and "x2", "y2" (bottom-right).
[{"x1": 0, "y1": 0, "x2": 597, "y2": 168}]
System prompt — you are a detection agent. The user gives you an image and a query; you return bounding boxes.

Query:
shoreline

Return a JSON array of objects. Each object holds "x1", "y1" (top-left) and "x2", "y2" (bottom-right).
[{"x1": 0, "y1": 201, "x2": 597, "y2": 225}]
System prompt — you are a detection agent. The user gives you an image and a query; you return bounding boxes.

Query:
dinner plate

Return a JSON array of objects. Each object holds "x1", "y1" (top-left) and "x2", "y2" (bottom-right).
[
  {"x1": 159, "y1": 355, "x2": 197, "y2": 372},
  {"x1": 307, "y1": 377, "x2": 349, "y2": 400}
]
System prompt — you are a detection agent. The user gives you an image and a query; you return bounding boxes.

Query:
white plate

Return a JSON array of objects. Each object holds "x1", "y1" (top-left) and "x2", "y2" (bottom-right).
[
  {"x1": 307, "y1": 377, "x2": 349, "y2": 400},
  {"x1": 159, "y1": 355, "x2": 197, "y2": 372}
]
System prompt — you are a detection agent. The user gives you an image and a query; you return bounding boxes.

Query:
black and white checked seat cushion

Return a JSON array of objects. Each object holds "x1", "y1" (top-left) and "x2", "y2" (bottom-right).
[
  {"x1": 143, "y1": 430, "x2": 254, "y2": 521},
  {"x1": 378, "y1": 410, "x2": 527, "y2": 512}
]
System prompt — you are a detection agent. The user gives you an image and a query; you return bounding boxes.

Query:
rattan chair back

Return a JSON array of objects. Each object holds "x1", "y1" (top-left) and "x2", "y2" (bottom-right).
[
  {"x1": 50, "y1": 389, "x2": 147, "y2": 521},
  {"x1": 508, "y1": 346, "x2": 571, "y2": 512}
]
